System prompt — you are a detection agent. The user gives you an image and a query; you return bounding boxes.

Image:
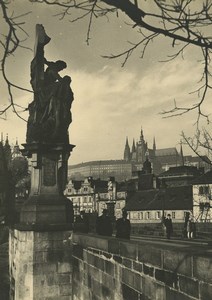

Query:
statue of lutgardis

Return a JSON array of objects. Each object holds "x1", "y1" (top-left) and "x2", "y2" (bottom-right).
[{"x1": 27, "y1": 24, "x2": 74, "y2": 144}]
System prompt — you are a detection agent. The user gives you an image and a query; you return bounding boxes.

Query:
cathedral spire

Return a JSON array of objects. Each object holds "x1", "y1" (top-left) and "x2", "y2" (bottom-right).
[
  {"x1": 3, "y1": 134, "x2": 11, "y2": 168},
  {"x1": 153, "y1": 137, "x2": 156, "y2": 152},
  {"x1": 132, "y1": 139, "x2": 136, "y2": 153},
  {"x1": 5, "y1": 133, "x2": 9, "y2": 145},
  {"x1": 140, "y1": 126, "x2": 144, "y2": 141},
  {"x1": 124, "y1": 137, "x2": 131, "y2": 162}
]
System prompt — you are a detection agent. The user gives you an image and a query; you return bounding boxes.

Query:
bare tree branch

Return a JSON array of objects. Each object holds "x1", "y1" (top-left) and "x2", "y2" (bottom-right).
[{"x1": 1, "y1": 0, "x2": 212, "y2": 125}]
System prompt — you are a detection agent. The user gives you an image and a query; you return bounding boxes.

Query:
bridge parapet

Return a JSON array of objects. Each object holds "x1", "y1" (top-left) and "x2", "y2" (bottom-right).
[{"x1": 72, "y1": 234, "x2": 212, "y2": 300}]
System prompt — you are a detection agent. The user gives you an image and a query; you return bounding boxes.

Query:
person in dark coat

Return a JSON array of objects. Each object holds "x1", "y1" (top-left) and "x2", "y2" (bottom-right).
[
  {"x1": 96, "y1": 209, "x2": 113, "y2": 236},
  {"x1": 116, "y1": 209, "x2": 131, "y2": 239},
  {"x1": 73, "y1": 210, "x2": 89, "y2": 233},
  {"x1": 164, "y1": 214, "x2": 173, "y2": 239}
]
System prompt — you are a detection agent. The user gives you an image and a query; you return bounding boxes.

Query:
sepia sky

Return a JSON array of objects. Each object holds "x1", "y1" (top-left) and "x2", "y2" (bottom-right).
[{"x1": 0, "y1": 1, "x2": 211, "y2": 164}]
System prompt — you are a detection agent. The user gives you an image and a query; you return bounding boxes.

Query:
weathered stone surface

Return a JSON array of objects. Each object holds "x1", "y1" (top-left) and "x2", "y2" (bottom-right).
[
  {"x1": 133, "y1": 273, "x2": 143, "y2": 293},
  {"x1": 179, "y1": 275, "x2": 199, "y2": 298},
  {"x1": 138, "y1": 244, "x2": 162, "y2": 267},
  {"x1": 133, "y1": 261, "x2": 143, "y2": 273},
  {"x1": 199, "y1": 282, "x2": 212, "y2": 300},
  {"x1": 10, "y1": 229, "x2": 72, "y2": 299},
  {"x1": 120, "y1": 241, "x2": 137, "y2": 260},
  {"x1": 142, "y1": 276, "x2": 156, "y2": 300},
  {"x1": 58, "y1": 262, "x2": 72, "y2": 274},
  {"x1": 113, "y1": 255, "x2": 122, "y2": 264},
  {"x1": 122, "y1": 267, "x2": 135, "y2": 288},
  {"x1": 101, "y1": 272, "x2": 115, "y2": 290},
  {"x1": 143, "y1": 264, "x2": 154, "y2": 277},
  {"x1": 163, "y1": 250, "x2": 192, "y2": 277},
  {"x1": 166, "y1": 287, "x2": 196, "y2": 300},
  {"x1": 10, "y1": 231, "x2": 212, "y2": 300},
  {"x1": 193, "y1": 256, "x2": 212, "y2": 283},
  {"x1": 105, "y1": 260, "x2": 115, "y2": 276},
  {"x1": 123, "y1": 258, "x2": 132, "y2": 268},
  {"x1": 122, "y1": 284, "x2": 141, "y2": 300},
  {"x1": 108, "y1": 239, "x2": 120, "y2": 255},
  {"x1": 73, "y1": 244, "x2": 84, "y2": 260},
  {"x1": 155, "y1": 268, "x2": 178, "y2": 288}
]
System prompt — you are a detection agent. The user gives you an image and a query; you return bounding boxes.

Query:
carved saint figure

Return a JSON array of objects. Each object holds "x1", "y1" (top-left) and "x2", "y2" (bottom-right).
[{"x1": 27, "y1": 24, "x2": 74, "y2": 144}]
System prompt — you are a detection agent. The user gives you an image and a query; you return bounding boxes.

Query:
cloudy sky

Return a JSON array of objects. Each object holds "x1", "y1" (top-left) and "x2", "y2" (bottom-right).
[{"x1": 0, "y1": 1, "x2": 211, "y2": 165}]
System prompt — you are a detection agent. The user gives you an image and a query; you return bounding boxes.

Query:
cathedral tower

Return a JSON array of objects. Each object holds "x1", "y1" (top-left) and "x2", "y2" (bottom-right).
[
  {"x1": 136, "y1": 127, "x2": 148, "y2": 163},
  {"x1": 124, "y1": 137, "x2": 131, "y2": 161},
  {"x1": 131, "y1": 139, "x2": 137, "y2": 162}
]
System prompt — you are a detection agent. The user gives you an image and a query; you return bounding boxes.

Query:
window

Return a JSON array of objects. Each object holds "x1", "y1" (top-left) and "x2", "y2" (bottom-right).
[
  {"x1": 199, "y1": 186, "x2": 210, "y2": 195},
  {"x1": 204, "y1": 186, "x2": 209, "y2": 194},
  {"x1": 199, "y1": 186, "x2": 204, "y2": 194},
  {"x1": 156, "y1": 211, "x2": 161, "y2": 219},
  {"x1": 140, "y1": 212, "x2": 143, "y2": 220},
  {"x1": 172, "y1": 212, "x2": 176, "y2": 219},
  {"x1": 146, "y1": 212, "x2": 150, "y2": 219}
]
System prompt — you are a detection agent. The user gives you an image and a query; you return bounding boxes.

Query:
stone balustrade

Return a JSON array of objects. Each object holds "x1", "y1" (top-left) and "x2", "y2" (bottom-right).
[{"x1": 72, "y1": 234, "x2": 212, "y2": 300}]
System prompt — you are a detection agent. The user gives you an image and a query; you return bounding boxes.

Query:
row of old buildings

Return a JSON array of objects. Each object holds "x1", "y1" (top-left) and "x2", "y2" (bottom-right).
[
  {"x1": 1, "y1": 129, "x2": 212, "y2": 227},
  {"x1": 69, "y1": 127, "x2": 211, "y2": 181},
  {"x1": 65, "y1": 159, "x2": 212, "y2": 224}
]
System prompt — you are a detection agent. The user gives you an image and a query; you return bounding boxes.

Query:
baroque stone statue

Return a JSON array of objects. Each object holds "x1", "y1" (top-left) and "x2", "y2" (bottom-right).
[{"x1": 26, "y1": 24, "x2": 74, "y2": 144}]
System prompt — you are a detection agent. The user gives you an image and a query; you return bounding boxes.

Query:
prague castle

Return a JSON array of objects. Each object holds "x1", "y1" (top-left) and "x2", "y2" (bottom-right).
[{"x1": 69, "y1": 128, "x2": 210, "y2": 181}]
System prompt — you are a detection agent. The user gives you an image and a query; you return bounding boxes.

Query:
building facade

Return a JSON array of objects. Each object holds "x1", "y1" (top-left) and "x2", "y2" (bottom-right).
[
  {"x1": 64, "y1": 177, "x2": 128, "y2": 219},
  {"x1": 69, "y1": 160, "x2": 133, "y2": 182},
  {"x1": 192, "y1": 170, "x2": 212, "y2": 222},
  {"x1": 126, "y1": 186, "x2": 193, "y2": 224},
  {"x1": 69, "y1": 127, "x2": 211, "y2": 181}
]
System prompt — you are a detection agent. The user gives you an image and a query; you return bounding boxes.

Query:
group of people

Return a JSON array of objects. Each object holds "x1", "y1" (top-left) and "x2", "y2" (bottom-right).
[
  {"x1": 184, "y1": 215, "x2": 196, "y2": 239},
  {"x1": 96, "y1": 208, "x2": 131, "y2": 239},
  {"x1": 163, "y1": 213, "x2": 196, "y2": 239},
  {"x1": 74, "y1": 208, "x2": 131, "y2": 239},
  {"x1": 74, "y1": 209, "x2": 197, "y2": 241}
]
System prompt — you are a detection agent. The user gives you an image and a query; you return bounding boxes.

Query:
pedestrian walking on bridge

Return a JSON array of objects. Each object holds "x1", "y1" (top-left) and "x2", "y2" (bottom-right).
[
  {"x1": 96, "y1": 209, "x2": 113, "y2": 237},
  {"x1": 164, "y1": 214, "x2": 173, "y2": 239},
  {"x1": 116, "y1": 209, "x2": 131, "y2": 240}
]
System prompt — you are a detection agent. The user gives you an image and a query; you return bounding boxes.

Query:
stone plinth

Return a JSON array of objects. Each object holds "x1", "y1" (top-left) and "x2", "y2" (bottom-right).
[
  {"x1": 20, "y1": 143, "x2": 75, "y2": 225},
  {"x1": 9, "y1": 228, "x2": 73, "y2": 300},
  {"x1": 9, "y1": 142, "x2": 75, "y2": 299}
]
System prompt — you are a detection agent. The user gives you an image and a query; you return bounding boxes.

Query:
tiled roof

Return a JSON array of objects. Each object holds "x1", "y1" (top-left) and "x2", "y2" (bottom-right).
[
  {"x1": 184, "y1": 155, "x2": 211, "y2": 164},
  {"x1": 125, "y1": 186, "x2": 192, "y2": 211},
  {"x1": 70, "y1": 180, "x2": 83, "y2": 190},
  {"x1": 192, "y1": 170, "x2": 212, "y2": 185},
  {"x1": 159, "y1": 166, "x2": 201, "y2": 177},
  {"x1": 155, "y1": 148, "x2": 178, "y2": 157},
  {"x1": 92, "y1": 179, "x2": 108, "y2": 192}
]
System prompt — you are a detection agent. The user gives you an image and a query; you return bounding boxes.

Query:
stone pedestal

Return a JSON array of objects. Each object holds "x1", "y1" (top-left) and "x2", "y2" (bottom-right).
[
  {"x1": 9, "y1": 229, "x2": 73, "y2": 300},
  {"x1": 20, "y1": 143, "x2": 75, "y2": 225},
  {"x1": 9, "y1": 143, "x2": 75, "y2": 299}
]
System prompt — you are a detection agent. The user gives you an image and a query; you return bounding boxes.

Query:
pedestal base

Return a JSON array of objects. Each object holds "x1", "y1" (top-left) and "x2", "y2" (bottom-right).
[
  {"x1": 9, "y1": 228, "x2": 73, "y2": 300},
  {"x1": 20, "y1": 195, "x2": 72, "y2": 225},
  {"x1": 19, "y1": 143, "x2": 75, "y2": 226}
]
